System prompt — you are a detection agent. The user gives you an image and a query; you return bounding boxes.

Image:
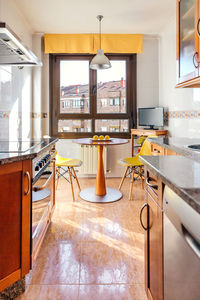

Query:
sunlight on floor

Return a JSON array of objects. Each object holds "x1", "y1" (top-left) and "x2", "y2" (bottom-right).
[{"x1": 17, "y1": 177, "x2": 147, "y2": 300}]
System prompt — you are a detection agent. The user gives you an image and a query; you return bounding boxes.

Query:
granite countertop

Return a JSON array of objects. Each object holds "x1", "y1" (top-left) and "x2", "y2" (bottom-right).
[
  {"x1": 148, "y1": 137, "x2": 200, "y2": 161},
  {"x1": 140, "y1": 155, "x2": 200, "y2": 214},
  {"x1": 0, "y1": 138, "x2": 58, "y2": 165}
]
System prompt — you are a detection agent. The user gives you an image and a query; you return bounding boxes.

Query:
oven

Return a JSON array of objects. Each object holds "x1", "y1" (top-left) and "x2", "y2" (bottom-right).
[{"x1": 31, "y1": 146, "x2": 55, "y2": 261}]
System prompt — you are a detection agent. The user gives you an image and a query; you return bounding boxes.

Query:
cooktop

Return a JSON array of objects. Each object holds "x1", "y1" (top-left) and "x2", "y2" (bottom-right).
[{"x1": 0, "y1": 140, "x2": 43, "y2": 153}]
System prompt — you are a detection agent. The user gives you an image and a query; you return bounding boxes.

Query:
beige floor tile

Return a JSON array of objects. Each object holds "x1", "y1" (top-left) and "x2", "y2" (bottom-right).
[
  {"x1": 26, "y1": 242, "x2": 81, "y2": 285},
  {"x1": 17, "y1": 285, "x2": 79, "y2": 300},
  {"x1": 79, "y1": 284, "x2": 147, "y2": 300},
  {"x1": 80, "y1": 241, "x2": 143, "y2": 284}
]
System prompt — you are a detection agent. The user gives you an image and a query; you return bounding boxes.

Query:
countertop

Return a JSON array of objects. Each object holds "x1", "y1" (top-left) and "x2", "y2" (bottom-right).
[
  {"x1": 0, "y1": 138, "x2": 58, "y2": 165},
  {"x1": 148, "y1": 137, "x2": 200, "y2": 161},
  {"x1": 140, "y1": 155, "x2": 200, "y2": 214}
]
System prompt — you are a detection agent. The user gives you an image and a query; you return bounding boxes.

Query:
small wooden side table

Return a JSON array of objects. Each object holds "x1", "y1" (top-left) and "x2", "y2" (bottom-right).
[{"x1": 131, "y1": 129, "x2": 168, "y2": 156}]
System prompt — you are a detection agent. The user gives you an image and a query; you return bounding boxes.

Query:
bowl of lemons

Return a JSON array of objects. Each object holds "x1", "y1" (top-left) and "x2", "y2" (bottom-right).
[{"x1": 91, "y1": 135, "x2": 111, "y2": 142}]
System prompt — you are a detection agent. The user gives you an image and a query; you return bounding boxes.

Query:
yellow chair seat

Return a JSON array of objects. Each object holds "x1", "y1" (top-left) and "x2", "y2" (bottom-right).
[
  {"x1": 56, "y1": 156, "x2": 82, "y2": 168},
  {"x1": 118, "y1": 156, "x2": 142, "y2": 167}
]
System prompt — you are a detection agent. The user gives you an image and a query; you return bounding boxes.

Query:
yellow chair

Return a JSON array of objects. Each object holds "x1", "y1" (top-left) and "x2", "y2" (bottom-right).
[
  {"x1": 118, "y1": 138, "x2": 151, "y2": 200},
  {"x1": 56, "y1": 152, "x2": 82, "y2": 201}
]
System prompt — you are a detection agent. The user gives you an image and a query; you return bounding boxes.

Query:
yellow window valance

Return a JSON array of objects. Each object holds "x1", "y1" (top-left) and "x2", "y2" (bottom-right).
[{"x1": 44, "y1": 34, "x2": 143, "y2": 54}]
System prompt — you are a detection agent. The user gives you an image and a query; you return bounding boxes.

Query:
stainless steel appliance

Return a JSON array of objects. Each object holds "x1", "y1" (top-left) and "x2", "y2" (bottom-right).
[
  {"x1": 32, "y1": 147, "x2": 55, "y2": 260},
  {"x1": 163, "y1": 186, "x2": 200, "y2": 300},
  {"x1": 0, "y1": 22, "x2": 42, "y2": 66}
]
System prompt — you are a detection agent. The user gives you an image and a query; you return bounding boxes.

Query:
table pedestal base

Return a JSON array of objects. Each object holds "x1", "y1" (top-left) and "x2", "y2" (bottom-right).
[{"x1": 79, "y1": 187, "x2": 122, "y2": 203}]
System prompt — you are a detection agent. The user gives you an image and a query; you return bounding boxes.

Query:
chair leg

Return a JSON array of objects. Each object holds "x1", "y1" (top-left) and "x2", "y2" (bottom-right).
[
  {"x1": 129, "y1": 167, "x2": 135, "y2": 201},
  {"x1": 56, "y1": 167, "x2": 61, "y2": 190},
  {"x1": 68, "y1": 167, "x2": 75, "y2": 201},
  {"x1": 72, "y1": 167, "x2": 81, "y2": 191},
  {"x1": 139, "y1": 166, "x2": 144, "y2": 189},
  {"x1": 118, "y1": 166, "x2": 129, "y2": 190}
]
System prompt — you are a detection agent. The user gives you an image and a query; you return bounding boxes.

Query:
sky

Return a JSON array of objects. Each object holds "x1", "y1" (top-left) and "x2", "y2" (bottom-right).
[{"x1": 60, "y1": 60, "x2": 126, "y2": 86}]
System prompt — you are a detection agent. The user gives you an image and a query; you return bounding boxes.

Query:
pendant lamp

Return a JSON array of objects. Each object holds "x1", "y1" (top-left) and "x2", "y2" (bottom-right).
[{"x1": 90, "y1": 15, "x2": 111, "y2": 70}]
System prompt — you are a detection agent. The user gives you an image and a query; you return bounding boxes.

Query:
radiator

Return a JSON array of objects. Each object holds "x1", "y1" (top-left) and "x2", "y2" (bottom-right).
[{"x1": 79, "y1": 145, "x2": 107, "y2": 175}]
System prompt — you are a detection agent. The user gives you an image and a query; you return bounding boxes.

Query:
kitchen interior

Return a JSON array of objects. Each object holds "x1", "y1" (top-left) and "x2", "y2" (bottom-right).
[{"x1": 0, "y1": 0, "x2": 200, "y2": 299}]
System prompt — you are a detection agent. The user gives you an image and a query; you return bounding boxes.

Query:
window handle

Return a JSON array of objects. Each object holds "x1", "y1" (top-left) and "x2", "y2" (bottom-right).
[{"x1": 92, "y1": 85, "x2": 97, "y2": 95}]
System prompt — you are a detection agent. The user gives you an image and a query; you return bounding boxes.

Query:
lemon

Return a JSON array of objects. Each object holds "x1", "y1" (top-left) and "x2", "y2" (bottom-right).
[
  {"x1": 105, "y1": 135, "x2": 110, "y2": 140},
  {"x1": 93, "y1": 135, "x2": 98, "y2": 140},
  {"x1": 99, "y1": 135, "x2": 104, "y2": 140}
]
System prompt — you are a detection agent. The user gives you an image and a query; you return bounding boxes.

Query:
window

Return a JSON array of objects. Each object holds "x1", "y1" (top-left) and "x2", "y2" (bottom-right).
[
  {"x1": 62, "y1": 101, "x2": 70, "y2": 108},
  {"x1": 110, "y1": 99, "x2": 114, "y2": 106},
  {"x1": 72, "y1": 99, "x2": 84, "y2": 108},
  {"x1": 109, "y1": 98, "x2": 120, "y2": 106},
  {"x1": 50, "y1": 54, "x2": 136, "y2": 138},
  {"x1": 101, "y1": 98, "x2": 107, "y2": 107}
]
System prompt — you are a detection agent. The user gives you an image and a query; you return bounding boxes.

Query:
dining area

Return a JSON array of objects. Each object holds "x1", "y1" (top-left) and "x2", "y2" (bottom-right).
[
  {"x1": 55, "y1": 137, "x2": 129, "y2": 202},
  {"x1": 55, "y1": 131, "x2": 154, "y2": 204}
]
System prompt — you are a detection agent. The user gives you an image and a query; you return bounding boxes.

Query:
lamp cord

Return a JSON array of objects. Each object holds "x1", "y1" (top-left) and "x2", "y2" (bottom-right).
[{"x1": 99, "y1": 18, "x2": 101, "y2": 49}]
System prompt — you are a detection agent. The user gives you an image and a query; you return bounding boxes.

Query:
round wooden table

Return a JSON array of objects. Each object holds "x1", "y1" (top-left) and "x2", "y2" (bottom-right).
[{"x1": 73, "y1": 138, "x2": 129, "y2": 203}]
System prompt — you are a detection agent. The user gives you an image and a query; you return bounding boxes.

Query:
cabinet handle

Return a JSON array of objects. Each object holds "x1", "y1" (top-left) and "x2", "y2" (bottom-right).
[
  {"x1": 146, "y1": 177, "x2": 158, "y2": 190},
  {"x1": 153, "y1": 148, "x2": 160, "y2": 153},
  {"x1": 193, "y1": 52, "x2": 199, "y2": 68},
  {"x1": 140, "y1": 203, "x2": 148, "y2": 230},
  {"x1": 182, "y1": 224, "x2": 200, "y2": 258},
  {"x1": 197, "y1": 18, "x2": 200, "y2": 38},
  {"x1": 33, "y1": 171, "x2": 52, "y2": 192},
  {"x1": 24, "y1": 171, "x2": 31, "y2": 196}
]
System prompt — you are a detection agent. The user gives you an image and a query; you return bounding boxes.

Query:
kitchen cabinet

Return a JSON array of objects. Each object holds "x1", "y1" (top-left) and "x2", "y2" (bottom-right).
[
  {"x1": 164, "y1": 148, "x2": 177, "y2": 155},
  {"x1": 176, "y1": 0, "x2": 200, "y2": 87},
  {"x1": 141, "y1": 169, "x2": 163, "y2": 300},
  {"x1": 150, "y1": 143, "x2": 178, "y2": 156},
  {"x1": 0, "y1": 160, "x2": 31, "y2": 292},
  {"x1": 150, "y1": 143, "x2": 165, "y2": 156},
  {"x1": 131, "y1": 129, "x2": 168, "y2": 156}
]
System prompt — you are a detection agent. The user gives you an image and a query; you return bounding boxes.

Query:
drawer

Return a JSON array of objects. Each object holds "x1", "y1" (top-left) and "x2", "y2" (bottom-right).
[
  {"x1": 164, "y1": 148, "x2": 177, "y2": 155},
  {"x1": 151, "y1": 143, "x2": 165, "y2": 156},
  {"x1": 145, "y1": 170, "x2": 163, "y2": 208}
]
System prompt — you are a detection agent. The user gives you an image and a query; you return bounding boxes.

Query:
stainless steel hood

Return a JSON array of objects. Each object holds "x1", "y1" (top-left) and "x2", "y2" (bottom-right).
[{"x1": 0, "y1": 22, "x2": 42, "y2": 66}]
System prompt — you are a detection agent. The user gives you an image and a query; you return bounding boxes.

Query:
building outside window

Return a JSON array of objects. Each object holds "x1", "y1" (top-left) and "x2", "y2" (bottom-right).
[{"x1": 50, "y1": 55, "x2": 136, "y2": 138}]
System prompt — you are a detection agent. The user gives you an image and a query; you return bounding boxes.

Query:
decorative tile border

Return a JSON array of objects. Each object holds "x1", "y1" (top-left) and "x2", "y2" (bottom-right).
[
  {"x1": 0, "y1": 111, "x2": 49, "y2": 119},
  {"x1": 1, "y1": 109, "x2": 200, "y2": 121},
  {"x1": 164, "y1": 110, "x2": 200, "y2": 120},
  {"x1": 0, "y1": 111, "x2": 9, "y2": 119},
  {"x1": 31, "y1": 112, "x2": 49, "y2": 119}
]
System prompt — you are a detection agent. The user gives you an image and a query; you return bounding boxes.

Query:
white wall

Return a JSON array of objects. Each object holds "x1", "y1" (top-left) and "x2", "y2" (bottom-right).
[
  {"x1": 159, "y1": 16, "x2": 200, "y2": 137},
  {"x1": 56, "y1": 36, "x2": 159, "y2": 177},
  {"x1": 0, "y1": 0, "x2": 33, "y2": 140},
  {"x1": 137, "y1": 36, "x2": 159, "y2": 108}
]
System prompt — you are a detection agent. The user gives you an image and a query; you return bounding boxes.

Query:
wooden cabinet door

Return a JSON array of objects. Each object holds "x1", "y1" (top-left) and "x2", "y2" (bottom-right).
[
  {"x1": 0, "y1": 160, "x2": 31, "y2": 292},
  {"x1": 151, "y1": 143, "x2": 165, "y2": 156},
  {"x1": 177, "y1": 0, "x2": 199, "y2": 84},
  {"x1": 147, "y1": 193, "x2": 163, "y2": 300}
]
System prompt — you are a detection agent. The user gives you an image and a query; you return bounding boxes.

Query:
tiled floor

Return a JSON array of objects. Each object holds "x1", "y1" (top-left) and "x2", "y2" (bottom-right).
[{"x1": 17, "y1": 178, "x2": 147, "y2": 300}]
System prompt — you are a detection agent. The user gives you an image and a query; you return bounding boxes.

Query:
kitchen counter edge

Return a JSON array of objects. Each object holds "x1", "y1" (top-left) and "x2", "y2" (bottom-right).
[
  {"x1": 0, "y1": 138, "x2": 58, "y2": 165},
  {"x1": 140, "y1": 155, "x2": 200, "y2": 214}
]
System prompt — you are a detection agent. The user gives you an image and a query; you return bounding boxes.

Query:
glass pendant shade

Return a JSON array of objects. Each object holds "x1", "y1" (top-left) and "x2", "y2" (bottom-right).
[{"x1": 90, "y1": 49, "x2": 111, "y2": 70}]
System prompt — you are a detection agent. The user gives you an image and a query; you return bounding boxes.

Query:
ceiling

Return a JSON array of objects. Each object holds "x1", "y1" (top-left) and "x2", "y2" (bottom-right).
[{"x1": 13, "y1": 0, "x2": 175, "y2": 35}]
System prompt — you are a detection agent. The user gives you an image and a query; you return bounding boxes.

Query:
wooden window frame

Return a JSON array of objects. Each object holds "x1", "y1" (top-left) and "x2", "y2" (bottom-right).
[{"x1": 50, "y1": 54, "x2": 137, "y2": 139}]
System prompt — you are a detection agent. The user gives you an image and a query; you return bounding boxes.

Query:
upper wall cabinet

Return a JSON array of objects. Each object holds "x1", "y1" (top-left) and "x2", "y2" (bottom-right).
[{"x1": 176, "y1": 0, "x2": 200, "y2": 87}]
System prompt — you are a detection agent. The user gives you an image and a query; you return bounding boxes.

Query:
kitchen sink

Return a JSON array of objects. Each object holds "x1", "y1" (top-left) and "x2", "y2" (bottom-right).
[{"x1": 187, "y1": 144, "x2": 200, "y2": 151}]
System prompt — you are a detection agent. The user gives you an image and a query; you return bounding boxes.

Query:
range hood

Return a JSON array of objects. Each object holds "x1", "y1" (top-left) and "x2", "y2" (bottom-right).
[{"x1": 0, "y1": 22, "x2": 42, "y2": 66}]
